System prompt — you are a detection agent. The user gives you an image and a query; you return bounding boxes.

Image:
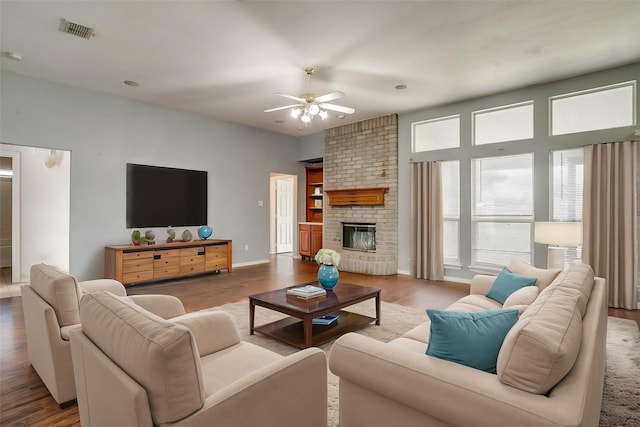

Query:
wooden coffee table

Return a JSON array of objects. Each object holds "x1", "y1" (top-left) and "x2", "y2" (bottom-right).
[{"x1": 249, "y1": 282, "x2": 381, "y2": 349}]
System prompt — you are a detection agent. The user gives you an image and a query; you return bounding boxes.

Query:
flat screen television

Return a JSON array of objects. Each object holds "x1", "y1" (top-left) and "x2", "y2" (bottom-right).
[{"x1": 126, "y1": 163, "x2": 207, "y2": 228}]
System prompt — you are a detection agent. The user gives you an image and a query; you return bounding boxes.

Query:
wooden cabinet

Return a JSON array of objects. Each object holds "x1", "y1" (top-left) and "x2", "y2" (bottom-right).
[
  {"x1": 299, "y1": 223, "x2": 322, "y2": 261},
  {"x1": 305, "y1": 165, "x2": 323, "y2": 222},
  {"x1": 299, "y1": 225, "x2": 311, "y2": 257},
  {"x1": 105, "y1": 239, "x2": 232, "y2": 286},
  {"x1": 205, "y1": 244, "x2": 229, "y2": 271},
  {"x1": 122, "y1": 251, "x2": 154, "y2": 284},
  {"x1": 300, "y1": 165, "x2": 323, "y2": 260},
  {"x1": 179, "y1": 247, "x2": 205, "y2": 275},
  {"x1": 311, "y1": 224, "x2": 323, "y2": 258},
  {"x1": 152, "y1": 249, "x2": 180, "y2": 280}
]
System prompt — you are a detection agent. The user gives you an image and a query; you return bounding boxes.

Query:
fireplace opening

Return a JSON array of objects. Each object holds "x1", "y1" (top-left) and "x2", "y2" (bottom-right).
[{"x1": 342, "y1": 222, "x2": 376, "y2": 252}]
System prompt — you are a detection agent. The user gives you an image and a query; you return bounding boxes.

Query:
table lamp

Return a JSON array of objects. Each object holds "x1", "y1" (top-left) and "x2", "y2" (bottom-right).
[{"x1": 534, "y1": 222, "x2": 582, "y2": 269}]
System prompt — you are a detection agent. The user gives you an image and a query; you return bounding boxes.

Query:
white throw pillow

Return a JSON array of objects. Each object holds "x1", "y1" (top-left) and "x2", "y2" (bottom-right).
[
  {"x1": 508, "y1": 259, "x2": 561, "y2": 291},
  {"x1": 503, "y1": 286, "x2": 539, "y2": 308}
]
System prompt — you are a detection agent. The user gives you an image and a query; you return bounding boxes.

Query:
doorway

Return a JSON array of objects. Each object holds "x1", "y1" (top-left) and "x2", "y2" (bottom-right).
[
  {"x1": 0, "y1": 152, "x2": 19, "y2": 284},
  {"x1": 269, "y1": 174, "x2": 296, "y2": 255},
  {"x1": 0, "y1": 144, "x2": 71, "y2": 284}
]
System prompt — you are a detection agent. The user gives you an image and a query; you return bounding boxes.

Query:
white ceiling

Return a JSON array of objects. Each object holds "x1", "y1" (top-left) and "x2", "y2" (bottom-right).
[{"x1": 2, "y1": 1, "x2": 640, "y2": 137}]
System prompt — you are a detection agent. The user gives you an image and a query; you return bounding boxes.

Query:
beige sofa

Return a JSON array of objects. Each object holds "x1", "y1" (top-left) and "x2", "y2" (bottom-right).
[
  {"x1": 329, "y1": 260, "x2": 607, "y2": 427},
  {"x1": 70, "y1": 291, "x2": 328, "y2": 427},
  {"x1": 21, "y1": 263, "x2": 186, "y2": 406}
]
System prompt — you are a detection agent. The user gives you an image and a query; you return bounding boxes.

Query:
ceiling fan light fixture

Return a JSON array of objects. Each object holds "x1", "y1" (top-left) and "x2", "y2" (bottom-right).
[
  {"x1": 267, "y1": 66, "x2": 355, "y2": 126},
  {"x1": 308, "y1": 104, "x2": 320, "y2": 115}
]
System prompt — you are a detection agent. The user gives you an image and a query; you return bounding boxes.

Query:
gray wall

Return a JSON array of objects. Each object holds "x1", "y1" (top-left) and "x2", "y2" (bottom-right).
[
  {"x1": 296, "y1": 132, "x2": 325, "y2": 227},
  {"x1": 297, "y1": 132, "x2": 324, "y2": 163},
  {"x1": 1, "y1": 71, "x2": 303, "y2": 280},
  {"x1": 398, "y1": 62, "x2": 640, "y2": 281}
]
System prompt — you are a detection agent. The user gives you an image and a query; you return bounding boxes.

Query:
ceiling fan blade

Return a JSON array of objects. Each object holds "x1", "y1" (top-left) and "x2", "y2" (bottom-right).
[
  {"x1": 276, "y1": 93, "x2": 306, "y2": 103},
  {"x1": 315, "y1": 91, "x2": 345, "y2": 103},
  {"x1": 320, "y1": 103, "x2": 355, "y2": 115},
  {"x1": 264, "y1": 104, "x2": 302, "y2": 113}
]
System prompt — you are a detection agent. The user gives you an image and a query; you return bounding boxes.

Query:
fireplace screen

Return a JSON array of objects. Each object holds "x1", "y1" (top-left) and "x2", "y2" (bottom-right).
[{"x1": 342, "y1": 223, "x2": 376, "y2": 252}]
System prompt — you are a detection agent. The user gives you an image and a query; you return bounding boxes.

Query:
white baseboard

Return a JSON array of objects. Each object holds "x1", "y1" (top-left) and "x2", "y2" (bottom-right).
[
  {"x1": 397, "y1": 270, "x2": 471, "y2": 285},
  {"x1": 444, "y1": 275, "x2": 471, "y2": 285},
  {"x1": 232, "y1": 259, "x2": 270, "y2": 268}
]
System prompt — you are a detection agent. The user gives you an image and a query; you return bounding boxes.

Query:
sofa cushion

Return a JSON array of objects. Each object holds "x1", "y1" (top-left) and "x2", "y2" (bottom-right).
[
  {"x1": 508, "y1": 259, "x2": 561, "y2": 291},
  {"x1": 445, "y1": 294, "x2": 503, "y2": 312},
  {"x1": 30, "y1": 263, "x2": 82, "y2": 327},
  {"x1": 79, "y1": 291, "x2": 205, "y2": 425},
  {"x1": 552, "y1": 261, "x2": 595, "y2": 317},
  {"x1": 401, "y1": 321, "x2": 431, "y2": 344},
  {"x1": 486, "y1": 268, "x2": 537, "y2": 305},
  {"x1": 200, "y1": 342, "x2": 282, "y2": 394},
  {"x1": 426, "y1": 309, "x2": 519, "y2": 374},
  {"x1": 497, "y1": 282, "x2": 583, "y2": 394}
]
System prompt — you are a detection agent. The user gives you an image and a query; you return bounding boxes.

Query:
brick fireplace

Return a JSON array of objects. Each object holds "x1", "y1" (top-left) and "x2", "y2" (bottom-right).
[{"x1": 323, "y1": 114, "x2": 398, "y2": 275}]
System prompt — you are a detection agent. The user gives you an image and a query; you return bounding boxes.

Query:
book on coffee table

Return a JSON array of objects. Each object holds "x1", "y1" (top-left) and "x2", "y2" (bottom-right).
[
  {"x1": 312, "y1": 314, "x2": 338, "y2": 325},
  {"x1": 286, "y1": 285, "x2": 326, "y2": 299}
]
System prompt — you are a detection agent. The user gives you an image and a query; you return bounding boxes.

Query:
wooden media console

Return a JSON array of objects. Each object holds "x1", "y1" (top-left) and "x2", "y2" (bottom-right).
[{"x1": 105, "y1": 239, "x2": 232, "y2": 286}]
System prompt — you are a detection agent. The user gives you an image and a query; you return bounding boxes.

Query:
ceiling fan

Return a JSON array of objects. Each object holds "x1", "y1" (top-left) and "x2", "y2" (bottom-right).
[{"x1": 264, "y1": 67, "x2": 355, "y2": 123}]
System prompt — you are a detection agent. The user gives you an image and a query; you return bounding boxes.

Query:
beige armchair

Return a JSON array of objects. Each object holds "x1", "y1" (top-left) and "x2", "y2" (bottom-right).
[
  {"x1": 21, "y1": 263, "x2": 185, "y2": 407},
  {"x1": 70, "y1": 291, "x2": 328, "y2": 427}
]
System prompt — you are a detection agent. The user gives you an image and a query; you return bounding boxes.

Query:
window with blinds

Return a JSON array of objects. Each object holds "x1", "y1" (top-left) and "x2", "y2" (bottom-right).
[
  {"x1": 442, "y1": 160, "x2": 460, "y2": 265},
  {"x1": 551, "y1": 148, "x2": 584, "y2": 264},
  {"x1": 472, "y1": 153, "x2": 534, "y2": 267}
]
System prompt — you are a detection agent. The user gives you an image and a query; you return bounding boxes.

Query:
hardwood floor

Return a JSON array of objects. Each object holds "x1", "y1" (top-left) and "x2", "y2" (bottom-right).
[{"x1": 1, "y1": 255, "x2": 638, "y2": 426}]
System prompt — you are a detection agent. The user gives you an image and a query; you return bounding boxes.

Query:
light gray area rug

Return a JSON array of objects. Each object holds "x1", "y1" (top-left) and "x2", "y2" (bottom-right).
[{"x1": 212, "y1": 300, "x2": 640, "y2": 427}]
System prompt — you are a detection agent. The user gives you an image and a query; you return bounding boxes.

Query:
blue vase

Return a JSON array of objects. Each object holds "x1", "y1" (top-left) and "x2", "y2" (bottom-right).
[
  {"x1": 198, "y1": 225, "x2": 212, "y2": 240},
  {"x1": 318, "y1": 264, "x2": 339, "y2": 290}
]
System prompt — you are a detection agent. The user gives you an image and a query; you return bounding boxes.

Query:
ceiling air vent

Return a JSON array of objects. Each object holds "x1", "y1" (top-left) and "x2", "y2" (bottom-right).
[{"x1": 59, "y1": 18, "x2": 94, "y2": 40}]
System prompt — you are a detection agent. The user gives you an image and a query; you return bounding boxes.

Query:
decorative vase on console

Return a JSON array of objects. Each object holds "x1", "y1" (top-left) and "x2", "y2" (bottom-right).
[
  {"x1": 131, "y1": 230, "x2": 141, "y2": 246},
  {"x1": 198, "y1": 225, "x2": 212, "y2": 240},
  {"x1": 314, "y1": 248, "x2": 341, "y2": 290}
]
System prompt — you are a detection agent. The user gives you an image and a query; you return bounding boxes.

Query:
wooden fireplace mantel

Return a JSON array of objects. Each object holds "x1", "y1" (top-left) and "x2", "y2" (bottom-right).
[{"x1": 325, "y1": 187, "x2": 388, "y2": 206}]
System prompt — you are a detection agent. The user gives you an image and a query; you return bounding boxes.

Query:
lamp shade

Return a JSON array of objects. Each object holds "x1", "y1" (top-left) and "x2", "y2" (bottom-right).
[{"x1": 534, "y1": 222, "x2": 582, "y2": 246}]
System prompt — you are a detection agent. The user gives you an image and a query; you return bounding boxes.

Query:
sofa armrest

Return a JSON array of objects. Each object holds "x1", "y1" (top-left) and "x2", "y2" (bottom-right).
[
  {"x1": 171, "y1": 311, "x2": 240, "y2": 356},
  {"x1": 79, "y1": 279, "x2": 126, "y2": 296},
  {"x1": 126, "y1": 294, "x2": 186, "y2": 319},
  {"x1": 70, "y1": 328, "x2": 154, "y2": 427},
  {"x1": 185, "y1": 348, "x2": 327, "y2": 427},
  {"x1": 329, "y1": 333, "x2": 581, "y2": 427},
  {"x1": 20, "y1": 284, "x2": 77, "y2": 404},
  {"x1": 469, "y1": 274, "x2": 496, "y2": 295}
]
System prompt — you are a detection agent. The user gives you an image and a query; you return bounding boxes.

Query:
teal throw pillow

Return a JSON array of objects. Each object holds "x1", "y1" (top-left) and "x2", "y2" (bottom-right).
[
  {"x1": 485, "y1": 268, "x2": 537, "y2": 305},
  {"x1": 426, "y1": 309, "x2": 519, "y2": 373}
]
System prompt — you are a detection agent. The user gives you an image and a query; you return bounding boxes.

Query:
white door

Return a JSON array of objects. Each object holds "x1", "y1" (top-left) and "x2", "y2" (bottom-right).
[{"x1": 276, "y1": 177, "x2": 294, "y2": 253}]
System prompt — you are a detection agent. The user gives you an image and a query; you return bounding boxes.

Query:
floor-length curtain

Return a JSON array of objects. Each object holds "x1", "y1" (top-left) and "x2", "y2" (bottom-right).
[
  {"x1": 411, "y1": 161, "x2": 444, "y2": 280},
  {"x1": 583, "y1": 141, "x2": 637, "y2": 309}
]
